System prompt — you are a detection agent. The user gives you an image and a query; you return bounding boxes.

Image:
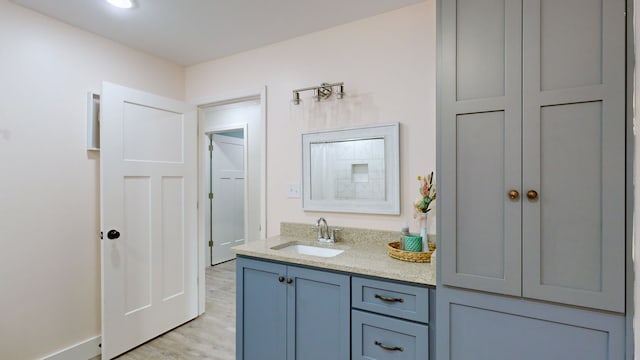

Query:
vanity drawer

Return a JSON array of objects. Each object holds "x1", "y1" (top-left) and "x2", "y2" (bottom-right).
[
  {"x1": 352, "y1": 277, "x2": 429, "y2": 323},
  {"x1": 352, "y1": 310, "x2": 429, "y2": 360}
]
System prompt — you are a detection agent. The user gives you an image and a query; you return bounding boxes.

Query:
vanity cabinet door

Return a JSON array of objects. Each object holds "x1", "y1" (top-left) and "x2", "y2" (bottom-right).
[
  {"x1": 236, "y1": 258, "x2": 287, "y2": 360},
  {"x1": 237, "y1": 258, "x2": 350, "y2": 360},
  {"x1": 287, "y1": 266, "x2": 350, "y2": 360}
]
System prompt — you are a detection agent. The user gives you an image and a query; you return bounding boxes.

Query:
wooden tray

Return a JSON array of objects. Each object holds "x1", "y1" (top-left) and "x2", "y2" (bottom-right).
[{"x1": 387, "y1": 241, "x2": 436, "y2": 263}]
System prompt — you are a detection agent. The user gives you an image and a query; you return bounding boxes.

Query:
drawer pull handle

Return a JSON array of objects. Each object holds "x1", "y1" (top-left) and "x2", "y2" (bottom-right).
[
  {"x1": 374, "y1": 294, "x2": 404, "y2": 303},
  {"x1": 374, "y1": 341, "x2": 404, "y2": 352}
]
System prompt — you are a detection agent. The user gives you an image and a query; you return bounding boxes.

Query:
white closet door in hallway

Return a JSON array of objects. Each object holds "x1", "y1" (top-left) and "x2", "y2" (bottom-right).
[{"x1": 211, "y1": 133, "x2": 245, "y2": 264}]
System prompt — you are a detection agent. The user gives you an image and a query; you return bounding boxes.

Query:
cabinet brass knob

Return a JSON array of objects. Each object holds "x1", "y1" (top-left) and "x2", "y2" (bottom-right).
[
  {"x1": 278, "y1": 276, "x2": 285, "y2": 283},
  {"x1": 508, "y1": 190, "x2": 520, "y2": 200},
  {"x1": 527, "y1": 190, "x2": 539, "y2": 200},
  {"x1": 286, "y1": 278, "x2": 293, "y2": 284}
]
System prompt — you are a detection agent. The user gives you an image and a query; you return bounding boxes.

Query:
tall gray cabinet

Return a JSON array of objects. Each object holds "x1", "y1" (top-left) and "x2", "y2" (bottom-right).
[{"x1": 437, "y1": 0, "x2": 628, "y2": 358}]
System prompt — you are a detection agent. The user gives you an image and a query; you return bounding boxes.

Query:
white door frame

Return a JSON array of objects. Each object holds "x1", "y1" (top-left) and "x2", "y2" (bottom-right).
[{"x1": 193, "y1": 87, "x2": 267, "y2": 314}]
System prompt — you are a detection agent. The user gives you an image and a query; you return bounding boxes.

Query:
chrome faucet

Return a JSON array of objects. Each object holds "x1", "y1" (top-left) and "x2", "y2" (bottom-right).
[
  {"x1": 315, "y1": 217, "x2": 329, "y2": 241},
  {"x1": 314, "y1": 218, "x2": 341, "y2": 243}
]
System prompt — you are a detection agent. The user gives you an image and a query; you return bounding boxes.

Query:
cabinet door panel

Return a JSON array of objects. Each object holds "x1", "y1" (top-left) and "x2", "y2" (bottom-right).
[
  {"x1": 522, "y1": 0, "x2": 625, "y2": 312},
  {"x1": 438, "y1": 287, "x2": 625, "y2": 360},
  {"x1": 288, "y1": 266, "x2": 350, "y2": 360},
  {"x1": 236, "y1": 258, "x2": 287, "y2": 360},
  {"x1": 539, "y1": 0, "x2": 603, "y2": 90},
  {"x1": 538, "y1": 102, "x2": 603, "y2": 292},
  {"x1": 456, "y1": 112, "x2": 509, "y2": 280},
  {"x1": 456, "y1": 0, "x2": 505, "y2": 100},
  {"x1": 440, "y1": 0, "x2": 522, "y2": 296}
]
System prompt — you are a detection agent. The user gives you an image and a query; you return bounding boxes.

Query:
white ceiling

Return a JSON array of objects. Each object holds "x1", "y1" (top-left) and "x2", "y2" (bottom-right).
[{"x1": 11, "y1": 0, "x2": 425, "y2": 66}]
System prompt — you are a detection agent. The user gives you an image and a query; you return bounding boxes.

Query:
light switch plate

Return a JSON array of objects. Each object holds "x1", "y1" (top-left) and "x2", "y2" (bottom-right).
[{"x1": 287, "y1": 182, "x2": 301, "y2": 198}]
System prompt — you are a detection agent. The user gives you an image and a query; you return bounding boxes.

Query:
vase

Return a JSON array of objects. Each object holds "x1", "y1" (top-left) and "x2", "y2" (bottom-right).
[{"x1": 419, "y1": 213, "x2": 428, "y2": 252}]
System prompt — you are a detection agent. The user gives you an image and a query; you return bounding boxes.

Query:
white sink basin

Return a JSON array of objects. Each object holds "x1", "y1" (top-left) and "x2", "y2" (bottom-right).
[{"x1": 276, "y1": 244, "x2": 344, "y2": 258}]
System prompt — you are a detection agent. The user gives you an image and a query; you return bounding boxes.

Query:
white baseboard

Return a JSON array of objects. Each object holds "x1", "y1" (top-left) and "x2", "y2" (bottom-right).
[{"x1": 40, "y1": 335, "x2": 101, "y2": 360}]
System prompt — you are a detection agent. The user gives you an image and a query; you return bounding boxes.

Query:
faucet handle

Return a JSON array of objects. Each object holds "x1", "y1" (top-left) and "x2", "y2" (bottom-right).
[{"x1": 330, "y1": 228, "x2": 342, "y2": 241}]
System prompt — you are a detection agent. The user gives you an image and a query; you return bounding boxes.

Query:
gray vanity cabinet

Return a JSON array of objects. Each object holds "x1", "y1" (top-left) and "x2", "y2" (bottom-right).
[
  {"x1": 236, "y1": 257, "x2": 350, "y2": 360},
  {"x1": 437, "y1": 0, "x2": 627, "y2": 358},
  {"x1": 439, "y1": 0, "x2": 626, "y2": 311}
]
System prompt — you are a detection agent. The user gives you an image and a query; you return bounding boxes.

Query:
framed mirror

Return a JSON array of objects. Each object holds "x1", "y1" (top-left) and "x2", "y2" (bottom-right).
[{"x1": 302, "y1": 123, "x2": 400, "y2": 214}]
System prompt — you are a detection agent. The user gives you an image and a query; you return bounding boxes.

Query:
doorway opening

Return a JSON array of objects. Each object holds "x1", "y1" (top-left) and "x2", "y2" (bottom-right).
[{"x1": 199, "y1": 95, "x2": 264, "y2": 269}]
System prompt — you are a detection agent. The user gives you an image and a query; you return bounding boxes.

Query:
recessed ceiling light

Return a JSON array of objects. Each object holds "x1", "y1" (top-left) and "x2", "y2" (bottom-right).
[{"x1": 106, "y1": 0, "x2": 133, "y2": 9}]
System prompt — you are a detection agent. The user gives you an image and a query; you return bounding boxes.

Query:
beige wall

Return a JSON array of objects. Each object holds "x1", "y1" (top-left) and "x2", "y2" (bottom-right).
[
  {"x1": 186, "y1": 1, "x2": 436, "y2": 237},
  {"x1": 0, "y1": 1, "x2": 185, "y2": 358}
]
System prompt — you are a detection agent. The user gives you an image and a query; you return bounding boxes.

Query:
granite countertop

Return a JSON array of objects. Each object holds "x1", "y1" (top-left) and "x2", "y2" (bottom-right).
[{"x1": 232, "y1": 231, "x2": 436, "y2": 286}]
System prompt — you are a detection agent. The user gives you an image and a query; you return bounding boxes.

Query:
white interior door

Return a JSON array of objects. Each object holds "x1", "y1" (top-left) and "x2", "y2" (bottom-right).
[
  {"x1": 100, "y1": 82, "x2": 198, "y2": 359},
  {"x1": 211, "y1": 134, "x2": 245, "y2": 264}
]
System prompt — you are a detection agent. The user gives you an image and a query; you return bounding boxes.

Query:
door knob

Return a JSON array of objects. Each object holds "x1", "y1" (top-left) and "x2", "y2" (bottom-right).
[
  {"x1": 278, "y1": 276, "x2": 285, "y2": 283},
  {"x1": 508, "y1": 190, "x2": 520, "y2": 200},
  {"x1": 527, "y1": 190, "x2": 539, "y2": 200},
  {"x1": 286, "y1": 278, "x2": 293, "y2": 284},
  {"x1": 107, "y1": 229, "x2": 120, "y2": 240}
]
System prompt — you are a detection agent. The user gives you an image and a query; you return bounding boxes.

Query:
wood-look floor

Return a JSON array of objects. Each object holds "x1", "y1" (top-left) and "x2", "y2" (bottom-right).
[{"x1": 104, "y1": 260, "x2": 236, "y2": 360}]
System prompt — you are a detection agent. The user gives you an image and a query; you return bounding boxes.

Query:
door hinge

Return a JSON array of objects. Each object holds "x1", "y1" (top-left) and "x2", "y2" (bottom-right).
[
  {"x1": 209, "y1": 240, "x2": 214, "y2": 247},
  {"x1": 209, "y1": 145, "x2": 214, "y2": 152},
  {"x1": 100, "y1": 231, "x2": 103, "y2": 240},
  {"x1": 209, "y1": 193, "x2": 214, "y2": 199}
]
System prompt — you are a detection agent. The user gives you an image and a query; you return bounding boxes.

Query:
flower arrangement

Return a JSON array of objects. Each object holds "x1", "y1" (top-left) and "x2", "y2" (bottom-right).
[{"x1": 414, "y1": 171, "x2": 436, "y2": 218}]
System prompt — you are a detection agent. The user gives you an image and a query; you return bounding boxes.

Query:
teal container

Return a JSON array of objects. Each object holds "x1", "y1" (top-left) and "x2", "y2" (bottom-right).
[{"x1": 403, "y1": 235, "x2": 423, "y2": 252}]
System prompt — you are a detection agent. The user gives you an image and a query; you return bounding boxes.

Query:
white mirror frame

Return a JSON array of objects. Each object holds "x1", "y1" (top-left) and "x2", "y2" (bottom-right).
[{"x1": 302, "y1": 123, "x2": 400, "y2": 215}]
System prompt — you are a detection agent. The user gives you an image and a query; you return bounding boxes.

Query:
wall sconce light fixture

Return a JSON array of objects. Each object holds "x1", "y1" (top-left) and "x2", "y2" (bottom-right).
[{"x1": 292, "y1": 82, "x2": 345, "y2": 105}]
